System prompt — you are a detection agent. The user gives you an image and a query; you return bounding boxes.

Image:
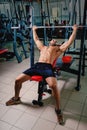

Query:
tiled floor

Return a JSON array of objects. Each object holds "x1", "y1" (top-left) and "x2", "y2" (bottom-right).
[{"x1": 0, "y1": 44, "x2": 87, "y2": 130}]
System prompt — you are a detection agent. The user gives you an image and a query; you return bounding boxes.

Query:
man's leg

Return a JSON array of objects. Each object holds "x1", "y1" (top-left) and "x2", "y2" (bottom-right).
[
  {"x1": 14, "y1": 73, "x2": 31, "y2": 99},
  {"x1": 46, "y1": 77, "x2": 60, "y2": 110},
  {"x1": 46, "y1": 77, "x2": 64, "y2": 125},
  {"x1": 6, "y1": 73, "x2": 31, "y2": 106}
]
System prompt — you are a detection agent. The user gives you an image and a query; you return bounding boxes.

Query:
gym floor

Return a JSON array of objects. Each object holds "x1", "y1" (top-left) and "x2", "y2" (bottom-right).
[{"x1": 0, "y1": 40, "x2": 87, "y2": 130}]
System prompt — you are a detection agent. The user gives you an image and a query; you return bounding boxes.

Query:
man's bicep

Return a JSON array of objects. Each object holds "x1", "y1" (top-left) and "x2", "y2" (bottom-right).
[{"x1": 59, "y1": 41, "x2": 69, "y2": 52}]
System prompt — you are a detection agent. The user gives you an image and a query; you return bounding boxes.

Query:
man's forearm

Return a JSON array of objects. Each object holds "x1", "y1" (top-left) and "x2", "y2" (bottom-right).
[
  {"x1": 33, "y1": 29, "x2": 39, "y2": 42},
  {"x1": 68, "y1": 29, "x2": 77, "y2": 45},
  {"x1": 32, "y1": 26, "x2": 44, "y2": 50},
  {"x1": 59, "y1": 25, "x2": 78, "y2": 52}
]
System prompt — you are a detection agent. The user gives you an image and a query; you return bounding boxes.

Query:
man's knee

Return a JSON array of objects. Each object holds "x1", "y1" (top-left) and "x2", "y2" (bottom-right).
[
  {"x1": 46, "y1": 77, "x2": 57, "y2": 89},
  {"x1": 15, "y1": 77, "x2": 22, "y2": 85},
  {"x1": 49, "y1": 83, "x2": 57, "y2": 89}
]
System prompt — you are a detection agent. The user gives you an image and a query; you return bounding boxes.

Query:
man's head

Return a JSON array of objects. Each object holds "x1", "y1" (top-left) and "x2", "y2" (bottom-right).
[{"x1": 49, "y1": 39, "x2": 57, "y2": 46}]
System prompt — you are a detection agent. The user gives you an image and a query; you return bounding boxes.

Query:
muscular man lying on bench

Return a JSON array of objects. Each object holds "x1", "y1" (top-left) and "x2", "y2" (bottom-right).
[{"x1": 6, "y1": 24, "x2": 78, "y2": 125}]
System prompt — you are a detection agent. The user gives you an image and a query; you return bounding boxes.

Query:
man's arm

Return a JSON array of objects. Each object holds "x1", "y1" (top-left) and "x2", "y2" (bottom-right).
[
  {"x1": 59, "y1": 24, "x2": 78, "y2": 52},
  {"x1": 32, "y1": 26, "x2": 44, "y2": 50}
]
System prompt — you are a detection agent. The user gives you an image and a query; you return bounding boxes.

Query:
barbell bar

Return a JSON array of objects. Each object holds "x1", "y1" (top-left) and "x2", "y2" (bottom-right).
[{"x1": 11, "y1": 25, "x2": 87, "y2": 29}]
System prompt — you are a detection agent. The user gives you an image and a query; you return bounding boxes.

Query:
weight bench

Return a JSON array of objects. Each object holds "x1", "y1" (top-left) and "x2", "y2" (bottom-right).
[
  {"x1": 0, "y1": 49, "x2": 8, "y2": 59},
  {"x1": 31, "y1": 75, "x2": 52, "y2": 106},
  {"x1": 30, "y1": 55, "x2": 73, "y2": 106},
  {"x1": 0, "y1": 48, "x2": 15, "y2": 60},
  {"x1": 31, "y1": 59, "x2": 57, "y2": 106},
  {"x1": 0, "y1": 48, "x2": 8, "y2": 55}
]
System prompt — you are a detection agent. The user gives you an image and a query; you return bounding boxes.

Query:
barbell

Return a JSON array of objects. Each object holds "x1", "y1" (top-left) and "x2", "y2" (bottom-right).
[{"x1": 11, "y1": 25, "x2": 87, "y2": 30}]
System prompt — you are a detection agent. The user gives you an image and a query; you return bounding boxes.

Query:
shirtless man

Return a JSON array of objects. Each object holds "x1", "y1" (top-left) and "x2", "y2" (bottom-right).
[{"x1": 6, "y1": 24, "x2": 78, "y2": 125}]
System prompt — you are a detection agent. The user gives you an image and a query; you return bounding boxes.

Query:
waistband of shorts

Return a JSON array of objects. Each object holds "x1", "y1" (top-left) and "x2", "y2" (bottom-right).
[{"x1": 36, "y1": 62, "x2": 52, "y2": 66}]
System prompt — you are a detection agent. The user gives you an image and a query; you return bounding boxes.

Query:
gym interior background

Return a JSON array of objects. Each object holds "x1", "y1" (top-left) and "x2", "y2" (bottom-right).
[{"x1": 0, "y1": 0, "x2": 87, "y2": 130}]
